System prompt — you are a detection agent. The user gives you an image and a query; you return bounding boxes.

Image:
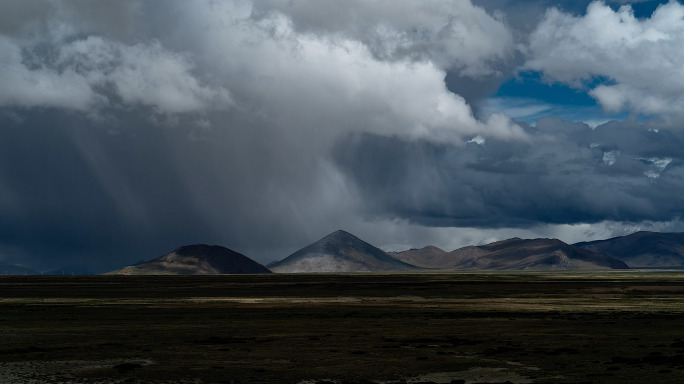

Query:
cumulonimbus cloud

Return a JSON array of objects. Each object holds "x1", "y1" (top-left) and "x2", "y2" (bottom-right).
[
  {"x1": 168, "y1": 0, "x2": 524, "y2": 144},
  {"x1": 0, "y1": 0, "x2": 528, "y2": 270}
]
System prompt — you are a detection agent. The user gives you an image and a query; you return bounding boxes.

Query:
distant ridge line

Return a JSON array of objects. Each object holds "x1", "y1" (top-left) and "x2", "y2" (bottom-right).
[{"x1": 15, "y1": 230, "x2": 684, "y2": 275}]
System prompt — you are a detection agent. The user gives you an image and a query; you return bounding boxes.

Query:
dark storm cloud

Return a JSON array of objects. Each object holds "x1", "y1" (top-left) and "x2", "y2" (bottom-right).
[
  {"x1": 1, "y1": 0, "x2": 683, "y2": 272},
  {"x1": 333, "y1": 118, "x2": 684, "y2": 228},
  {"x1": 0, "y1": 103, "x2": 363, "y2": 271},
  {"x1": 0, "y1": 110, "x2": 223, "y2": 271}
]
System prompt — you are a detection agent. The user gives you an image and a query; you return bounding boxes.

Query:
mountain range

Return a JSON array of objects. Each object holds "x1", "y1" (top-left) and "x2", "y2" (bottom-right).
[
  {"x1": 105, "y1": 230, "x2": 636, "y2": 274},
  {"x1": 5, "y1": 230, "x2": 684, "y2": 275},
  {"x1": 574, "y1": 231, "x2": 684, "y2": 267},
  {"x1": 390, "y1": 238, "x2": 628, "y2": 270}
]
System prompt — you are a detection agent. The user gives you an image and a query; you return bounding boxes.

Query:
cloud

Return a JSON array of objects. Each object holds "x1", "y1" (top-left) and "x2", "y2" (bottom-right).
[
  {"x1": 638, "y1": 156, "x2": 673, "y2": 178},
  {"x1": 0, "y1": 0, "x2": 529, "y2": 270},
  {"x1": 162, "y1": 0, "x2": 526, "y2": 145},
  {"x1": 481, "y1": 97, "x2": 554, "y2": 122},
  {"x1": 251, "y1": 0, "x2": 515, "y2": 76},
  {"x1": 602, "y1": 150, "x2": 620, "y2": 166},
  {"x1": 0, "y1": 0, "x2": 522, "y2": 142},
  {"x1": 60, "y1": 36, "x2": 232, "y2": 113},
  {"x1": 1, "y1": 0, "x2": 683, "y2": 273},
  {"x1": 0, "y1": 30, "x2": 231, "y2": 114},
  {"x1": 0, "y1": 1, "x2": 52, "y2": 36},
  {"x1": 0, "y1": 37, "x2": 95, "y2": 110},
  {"x1": 334, "y1": 118, "x2": 684, "y2": 228},
  {"x1": 525, "y1": 1, "x2": 684, "y2": 116},
  {"x1": 0, "y1": 0, "x2": 144, "y2": 40}
]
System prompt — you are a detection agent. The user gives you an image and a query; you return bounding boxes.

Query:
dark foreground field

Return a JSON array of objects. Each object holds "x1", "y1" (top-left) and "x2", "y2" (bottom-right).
[{"x1": 2, "y1": 273, "x2": 684, "y2": 383}]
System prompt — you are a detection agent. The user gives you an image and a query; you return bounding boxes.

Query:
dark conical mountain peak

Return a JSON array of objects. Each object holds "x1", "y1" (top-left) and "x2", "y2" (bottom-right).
[
  {"x1": 317, "y1": 230, "x2": 374, "y2": 250},
  {"x1": 175, "y1": 244, "x2": 213, "y2": 254},
  {"x1": 269, "y1": 230, "x2": 418, "y2": 273},
  {"x1": 171, "y1": 244, "x2": 240, "y2": 260},
  {"x1": 171, "y1": 244, "x2": 215, "y2": 259},
  {"x1": 108, "y1": 244, "x2": 271, "y2": 275},
  {"x1": 319, "y1": 230, "x2": 363, "y2": 247},
  {"x1": 327, "y1": 229, "x2": 354, "y2": 238}
]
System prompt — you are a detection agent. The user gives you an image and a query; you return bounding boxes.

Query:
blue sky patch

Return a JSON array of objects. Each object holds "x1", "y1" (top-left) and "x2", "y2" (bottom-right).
[
  {"x1": 486, "y1": 71, "x2": 627, "y2": 126},
  {"x1": 495, "y1": 71, "x2": 598, "y2": 107},
  {"x1": 628, "y1": 0, "x2": 672, "y2": 18}
]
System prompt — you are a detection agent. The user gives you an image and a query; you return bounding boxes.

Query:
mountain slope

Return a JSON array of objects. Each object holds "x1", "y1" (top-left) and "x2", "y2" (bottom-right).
[
  {"x1": 575, "y1": 231, "x2": 684, "y2": 267},
  {"x1": 109, "y1": 244, "x2": 271, "y2": 275},
  {"x1": 387, "y1": 246, "x2": 450, "y2": 268},
  {"x1": 460, "y1": 238, "x2": 628, "y2": 270},
  {"x1": 391, "y1": 238, "x2": 628, "y2": 270},
  {"x1": 269, "y1": 230, "x2": 419, "y2": 273}
]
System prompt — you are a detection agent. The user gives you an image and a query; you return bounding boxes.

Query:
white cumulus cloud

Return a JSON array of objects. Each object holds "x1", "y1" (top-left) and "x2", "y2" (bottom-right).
[
  {"x1": 0, "y1": 32, "x2": 231, "y2": 114},
  {"x1": 252, "y1": 0, "x2": 515, "y2": 76},
  {"x1": 526, "y1": 1, "x2": 684, "y2": 116}
]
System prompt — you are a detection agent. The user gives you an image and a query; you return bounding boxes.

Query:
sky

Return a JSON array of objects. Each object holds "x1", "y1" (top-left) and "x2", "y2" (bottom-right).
[{"x1": 2, "y1": 0, "x2": 684, "y2": 272}]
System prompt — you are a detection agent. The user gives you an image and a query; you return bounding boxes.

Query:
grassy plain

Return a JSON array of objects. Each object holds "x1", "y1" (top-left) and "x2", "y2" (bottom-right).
[{"x1": 1, "y1": 273, "x2": 684, "y2": 383}]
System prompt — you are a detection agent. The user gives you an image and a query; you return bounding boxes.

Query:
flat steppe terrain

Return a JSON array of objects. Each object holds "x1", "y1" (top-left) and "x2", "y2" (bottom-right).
[{"x1": 2, "y1": 273, "x2": 684, "y2": 383}]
